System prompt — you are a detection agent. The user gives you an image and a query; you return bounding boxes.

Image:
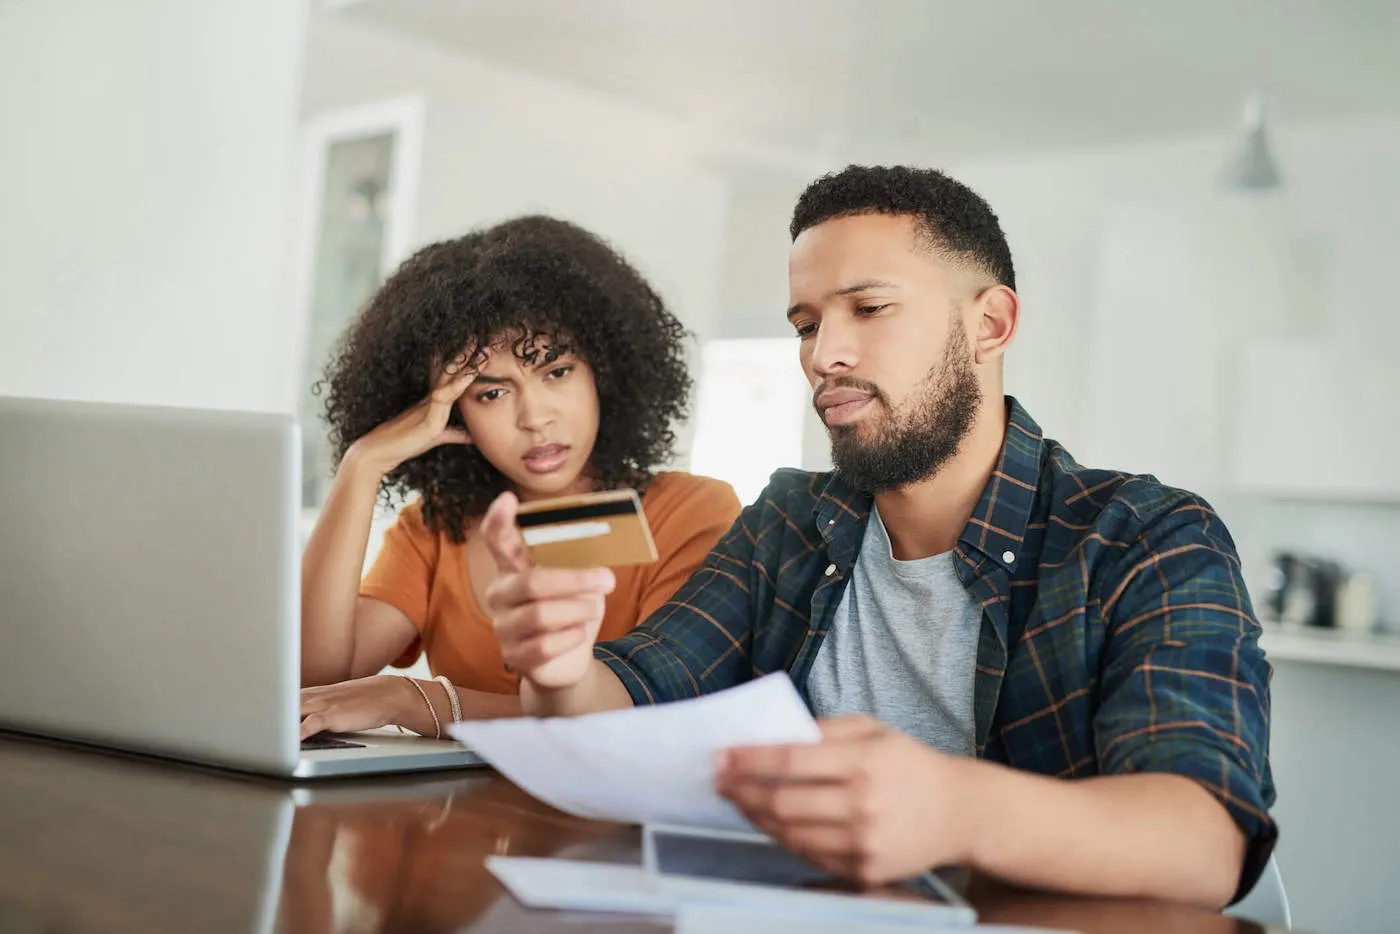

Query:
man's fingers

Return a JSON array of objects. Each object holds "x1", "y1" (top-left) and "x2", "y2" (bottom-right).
[
  {"x1": 762, "y1": 821, "x2": 855, "y2": 859},
  {"x1": 492, "y1": 595, "x2": 604, "y2": 650},
  {"x1": 529, "y1": 593, "x2": 607, "y2": 629},
  {"x1": 718, "y1": 739, "x2": 867, "y2": 786},
  {"x1": 489, "y1": 568, "x2": 614, "y2": 609},
  {"x1": 723, "y1": 781, "x2": 856, "y2": 827},
  {"x1": 735, "y1": 813, "x2": 883, "y2": 889},
  {"x1": 500, "y1": 625, "x2": 594, "y2": 673},
  {"x1": 481, "y1": 492, "x2": 531, "y2": 574},
  {"x1": 817, "y1": 715, "x2": 886, "y2": 742},
  {"x1": 762, "y1": 824, "x2": 867, "y2": 881}
]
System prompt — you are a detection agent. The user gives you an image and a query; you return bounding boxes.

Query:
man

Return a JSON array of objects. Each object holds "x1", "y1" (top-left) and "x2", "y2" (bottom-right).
[{"x1": 481, "y1": 166, "x2": 1275, "y2": 910}]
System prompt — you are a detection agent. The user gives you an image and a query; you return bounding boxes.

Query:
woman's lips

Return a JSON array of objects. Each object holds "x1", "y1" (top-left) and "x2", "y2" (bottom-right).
[{"x1": 523, "y1": 444, "x2": 570, "y2": 473}]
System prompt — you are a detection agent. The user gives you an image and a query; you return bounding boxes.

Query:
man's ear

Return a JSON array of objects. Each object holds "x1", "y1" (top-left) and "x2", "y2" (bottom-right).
[{"x1": 973, "y1": 285, "x2": 1019, "y2": 365}]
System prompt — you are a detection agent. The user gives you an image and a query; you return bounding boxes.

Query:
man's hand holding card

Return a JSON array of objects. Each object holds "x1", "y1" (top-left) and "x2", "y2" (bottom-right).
[{"x1": 481, "y1": 490, "x2": 654, "y2": 694}]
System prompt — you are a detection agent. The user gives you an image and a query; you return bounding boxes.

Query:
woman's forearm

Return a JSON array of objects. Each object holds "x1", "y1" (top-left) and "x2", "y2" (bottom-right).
[{"x1": 300, "y1": 450, "x2": 383, "y2": 685}]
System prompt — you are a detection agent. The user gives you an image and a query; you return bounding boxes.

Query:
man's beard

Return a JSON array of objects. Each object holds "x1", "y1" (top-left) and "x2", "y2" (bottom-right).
[{"x1": 823, "y1": 321, "x2": 983, "y2": 495}]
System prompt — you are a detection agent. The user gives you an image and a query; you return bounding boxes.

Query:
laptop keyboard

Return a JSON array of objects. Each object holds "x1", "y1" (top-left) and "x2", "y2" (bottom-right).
[{"x1": 300, "y1": 733, "x2": 367, "y2": 751}]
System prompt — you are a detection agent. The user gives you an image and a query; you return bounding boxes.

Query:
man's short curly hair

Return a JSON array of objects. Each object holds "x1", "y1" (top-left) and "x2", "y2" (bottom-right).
[
  {"x1": 319, "y1": 215, "x2": 691, "y2": 541},
  {"x1": 790, "y1": 165, "x2": 1015, "y2": 291}
]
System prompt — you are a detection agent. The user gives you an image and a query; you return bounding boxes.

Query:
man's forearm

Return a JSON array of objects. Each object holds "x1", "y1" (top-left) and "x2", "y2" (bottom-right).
[
  {"x1": 520, "y1": 662, "x2": 634, "y2": 717},
  {"x1": 964, "y1": 764, "x2": 1247, "y2": 909}
]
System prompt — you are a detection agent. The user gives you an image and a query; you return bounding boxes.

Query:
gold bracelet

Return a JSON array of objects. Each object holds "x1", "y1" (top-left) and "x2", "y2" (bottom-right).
[
  {"x1": 401, "y1": 676, "x2": 441, "y2": 739},
  {"x1": 433, "y1": 674, "x2": 462, "y2": 723}
]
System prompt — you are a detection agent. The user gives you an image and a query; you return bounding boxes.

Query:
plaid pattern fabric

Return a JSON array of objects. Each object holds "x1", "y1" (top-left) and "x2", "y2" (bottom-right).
[{"x1": 595, "y1": 397, "x2": 1276, "y2": 891}]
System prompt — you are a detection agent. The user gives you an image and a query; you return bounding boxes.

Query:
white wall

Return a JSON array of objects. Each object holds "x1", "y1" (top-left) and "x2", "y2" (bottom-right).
[
  {"x1": 947, "y1": 116, "x2": 1400, "y2": 486},
  {"x1": 0, "y1": 0, "x2": 307, "y2": 413}
]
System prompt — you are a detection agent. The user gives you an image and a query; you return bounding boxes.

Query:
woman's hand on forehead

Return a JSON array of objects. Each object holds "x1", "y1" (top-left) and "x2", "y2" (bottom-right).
[{"x1": 438, "y1": 346, "x2": 486, "y2": 384}]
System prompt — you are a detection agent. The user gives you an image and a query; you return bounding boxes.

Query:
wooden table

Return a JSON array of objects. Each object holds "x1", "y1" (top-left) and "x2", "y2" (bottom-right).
[{"x1": 0, "y1": 733, "x2": 1282, "y2": 933}]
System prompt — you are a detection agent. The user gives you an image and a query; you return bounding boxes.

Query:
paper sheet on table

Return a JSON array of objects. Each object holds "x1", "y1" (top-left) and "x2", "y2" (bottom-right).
[
  {"x1": 448, "y1": 673, "x2": 820, "y2": 829},
  {"x1": 486, "y1": 856, "x2": 673, "y2": 915},
  {"x1": 486, "y1": 859, "x2": 1065, "y2": 932},
  {"x1": 676, "y1": 905, "x2": 1076, "y2": 933}
]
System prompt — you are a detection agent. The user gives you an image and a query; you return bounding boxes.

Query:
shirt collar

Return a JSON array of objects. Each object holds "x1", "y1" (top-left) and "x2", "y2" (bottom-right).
[
  {"x1": 812, "y1": 396, "x2": 1044, "y2": 573},
  {"x1": 958, "y1": 397, "x2": 1044, "y2": 573},
  {"x1": 812, "y1": 472, "x2": 870, "y2": 573}
]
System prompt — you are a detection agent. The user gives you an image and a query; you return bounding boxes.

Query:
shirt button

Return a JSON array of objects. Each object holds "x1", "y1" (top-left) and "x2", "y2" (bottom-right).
[
  {"x1": 1002, "y1": 550, "x2": 1016, "y2": 564},
  {"x1": 825, "y1": 563, "x2": 837, "y2": 576},
  {"x1": 827, "y1": 518, "x2": 836, "y2": 526}
]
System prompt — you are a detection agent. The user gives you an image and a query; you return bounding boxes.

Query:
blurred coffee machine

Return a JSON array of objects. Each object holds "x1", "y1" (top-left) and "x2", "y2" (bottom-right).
[{"x1": 1260, "y1": 550, "x2": 1377, "y2": 633}]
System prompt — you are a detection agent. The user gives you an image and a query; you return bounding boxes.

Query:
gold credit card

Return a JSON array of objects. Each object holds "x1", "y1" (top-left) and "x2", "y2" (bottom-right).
[{"x1": 514, "y1": 488, "x2": 658, "y2": 569}]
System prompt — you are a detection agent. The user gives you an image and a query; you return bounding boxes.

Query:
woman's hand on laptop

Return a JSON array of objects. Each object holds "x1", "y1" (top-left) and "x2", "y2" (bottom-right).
[
  {"x1": 298, "y1": 676, "x2": 422, "y2": 740},
  {"x1": 344, "y1": 351, "x2": 478, "y2": 478},
  {"x1": 481, "y1": 492, "x2": 616, "y2": 692}
]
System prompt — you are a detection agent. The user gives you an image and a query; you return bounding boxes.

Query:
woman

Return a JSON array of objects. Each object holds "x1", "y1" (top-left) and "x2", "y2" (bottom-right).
[{"x1": 298, "y1": 216, "x2": 740, "y2": 739}]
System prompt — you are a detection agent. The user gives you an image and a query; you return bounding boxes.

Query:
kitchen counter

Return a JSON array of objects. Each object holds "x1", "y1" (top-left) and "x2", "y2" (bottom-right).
[{"x1": 1258, "y1": 623, "x2": 1400, "y2": 672}]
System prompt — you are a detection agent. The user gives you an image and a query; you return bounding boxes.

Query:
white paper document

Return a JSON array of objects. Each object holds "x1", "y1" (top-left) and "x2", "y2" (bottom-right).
[
  {"x1": 485, "y1": 859, "x2": 1064, "y2": 932},
  {"x1": 676, "y1": 905, "x2": 1075, "y2": 934},
  {"x1": 485, "y1": 856, "x2": 673, "y2": 915},
  {"x1": 448, "y1": 673, "x2": 821, "y2": 829}
]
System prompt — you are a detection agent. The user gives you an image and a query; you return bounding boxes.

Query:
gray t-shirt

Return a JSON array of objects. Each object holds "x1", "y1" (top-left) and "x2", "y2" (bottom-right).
[{"x1": 806, "y1": 506, "x2": 981, "y2": 756}]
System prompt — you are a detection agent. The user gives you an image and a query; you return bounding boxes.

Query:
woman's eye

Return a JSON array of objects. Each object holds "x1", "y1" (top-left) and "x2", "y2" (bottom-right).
[
  {"x1": 856, "y1": 304, "x2": 890, "y2": 316},
  {"x1": 476, "y1": 388, "x2": 504, "y2": 403},
  {"x1": 794, "y1": 322, "x2": 817, "y2": 338},
  {"x1": 546, "y1": 365, "x2": 574, "y2": 380}
]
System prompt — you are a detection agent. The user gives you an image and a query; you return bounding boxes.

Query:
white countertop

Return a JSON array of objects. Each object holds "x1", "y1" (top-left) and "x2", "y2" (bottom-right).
[{"x1": 1259, "y1": 624, "x2": 1400, "y2": 672}]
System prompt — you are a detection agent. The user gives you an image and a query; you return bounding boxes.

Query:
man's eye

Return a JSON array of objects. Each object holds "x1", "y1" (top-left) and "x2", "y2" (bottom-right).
[
  {"x1": 794, "y1": 322, "x2": 817, "y2": 338},
  {"x1": 856, "y1": 304, "x2": 890, "y2": 316},
  {"x1": 546, "y1": 365, "x2": 574, "y2": 380}
]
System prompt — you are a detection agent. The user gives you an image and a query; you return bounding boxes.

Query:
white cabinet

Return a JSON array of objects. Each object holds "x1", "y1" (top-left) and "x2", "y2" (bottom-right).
[{"x1": 1231, "y1": 341, "x2": 1400, "y2": 499}]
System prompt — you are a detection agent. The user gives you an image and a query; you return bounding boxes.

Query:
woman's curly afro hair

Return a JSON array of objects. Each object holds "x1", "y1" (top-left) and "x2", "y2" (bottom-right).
[{"x1": 319, "y1": 215, "x2": 692, "y2": 541}]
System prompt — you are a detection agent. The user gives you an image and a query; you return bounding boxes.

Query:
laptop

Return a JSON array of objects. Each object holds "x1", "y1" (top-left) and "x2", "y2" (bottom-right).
[{"x1": 0, "y1": 395, "x2": 483, "y2": 777}]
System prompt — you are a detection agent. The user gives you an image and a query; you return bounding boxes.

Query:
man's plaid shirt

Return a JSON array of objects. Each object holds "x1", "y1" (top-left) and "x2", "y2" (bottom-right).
[{"x1": 595, "y1": 398, "x2": 1276, "y2": 893}]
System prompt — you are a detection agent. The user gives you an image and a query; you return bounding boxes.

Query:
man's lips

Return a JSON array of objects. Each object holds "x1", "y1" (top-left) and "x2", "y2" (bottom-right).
[
  {"x1": 816, "y1": 388, "x2": 872, "y2": 412},
  {"x1": 817, "y1": 388, "x2": 876, "y2": 426}
]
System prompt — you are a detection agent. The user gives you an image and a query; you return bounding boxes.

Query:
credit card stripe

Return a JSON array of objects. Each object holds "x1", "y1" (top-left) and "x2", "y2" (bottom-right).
[{"x1": 516, "y1": 500, "x2": 638, "y2": 528}]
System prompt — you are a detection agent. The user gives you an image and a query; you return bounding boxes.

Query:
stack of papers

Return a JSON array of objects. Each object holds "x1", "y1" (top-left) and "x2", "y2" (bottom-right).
[
  {"x1": 674, "y1": 905, "x2": 1078, "y2": 934},
  {"x1": 485, "y1": 857, "x2": 1075, "y2": 932},
  {"x1": 485, "y1": 856, "x2": 669, "y2": 916}
]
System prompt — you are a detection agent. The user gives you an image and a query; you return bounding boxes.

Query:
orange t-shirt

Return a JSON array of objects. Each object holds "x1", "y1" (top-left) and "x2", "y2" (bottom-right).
[{"x1": 359, "y1": 472, "x2": 742, "y2": 694}]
